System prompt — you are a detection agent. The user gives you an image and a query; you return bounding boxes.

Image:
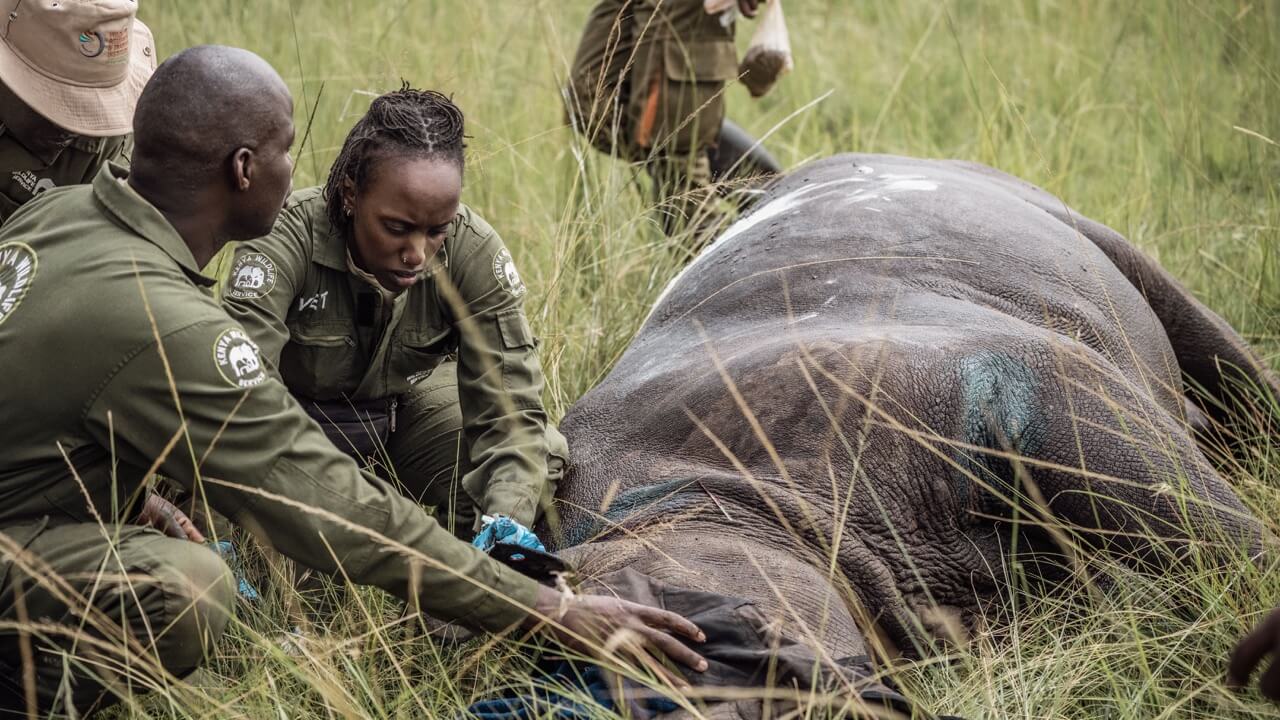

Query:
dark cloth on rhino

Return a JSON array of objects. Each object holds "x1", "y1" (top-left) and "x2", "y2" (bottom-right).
[{"x1": 467, "y1": 569, "x2": 948, "y2": 720}]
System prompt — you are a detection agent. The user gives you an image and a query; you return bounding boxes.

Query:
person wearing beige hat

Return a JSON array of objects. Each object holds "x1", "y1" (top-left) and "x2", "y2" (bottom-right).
[{"x1": 0, "y1": 0, "x2": 156, "y2": 224}]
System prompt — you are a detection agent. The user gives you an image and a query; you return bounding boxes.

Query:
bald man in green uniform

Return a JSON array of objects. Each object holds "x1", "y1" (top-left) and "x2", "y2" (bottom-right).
[
  {"x1": 563, "y1": 0, "x2": 779, "y2": 243},
  {"x1": 0, "y1": 0, "x2": 156, "y2": 224},
  {"x1": 0, "y1": 46, "x2": 705, "y2": 715}
]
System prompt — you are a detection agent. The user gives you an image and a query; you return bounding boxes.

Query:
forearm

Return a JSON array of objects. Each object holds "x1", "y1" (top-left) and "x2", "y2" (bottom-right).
[
  {"x1": 457, "y1": 331, "x2": 552, "y2": 525},
  {"x1": 211, "y1": 413, "x2": 541, "y2": 632},
  {"x1": 461, "y1": 407, "x2": 550, "y2": 524}
]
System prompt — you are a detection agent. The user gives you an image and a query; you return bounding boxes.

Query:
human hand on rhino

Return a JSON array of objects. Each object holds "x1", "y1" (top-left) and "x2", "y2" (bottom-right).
[
  {"x1": 136, "y1": 492, "x2": 205, "y2": 543},
  {"x1": 526, "y1": 584, "x2": 708, "y2": 688}
]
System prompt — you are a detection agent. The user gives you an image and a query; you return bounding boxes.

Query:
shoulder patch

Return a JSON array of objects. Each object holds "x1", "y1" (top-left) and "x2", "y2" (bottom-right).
[
  {"x1": 227, "y1": 252, "x2": 277, "y2": 300},
  {"x1": 0, "y1": 241, "x2": 38, "y2": 327},
  {"x1": 491, "y1": 248, "x2": 526, "y2": 298},
  {"x1": 212, "y1": 328, "x2": 268, "y2": 388}
]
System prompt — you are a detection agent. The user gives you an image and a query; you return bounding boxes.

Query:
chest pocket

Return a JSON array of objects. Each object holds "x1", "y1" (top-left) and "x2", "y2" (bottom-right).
[
  {"x1": 280, "y1": 324, "x2": 358, "y2": 400},
  {"x1": 394, "y1": 327, "x2": 455, "y2": 390}
]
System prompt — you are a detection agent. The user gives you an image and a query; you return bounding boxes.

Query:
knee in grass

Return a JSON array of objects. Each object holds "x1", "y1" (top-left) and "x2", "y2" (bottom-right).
[{"x1": 151, "y1": 545, "x2": 235, "y2": 673}]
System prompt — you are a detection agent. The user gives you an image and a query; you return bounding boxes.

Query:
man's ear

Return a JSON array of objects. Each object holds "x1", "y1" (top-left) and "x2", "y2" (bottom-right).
[{"x1": 231, "y1": 147, "x2": 256, "y2": 192}]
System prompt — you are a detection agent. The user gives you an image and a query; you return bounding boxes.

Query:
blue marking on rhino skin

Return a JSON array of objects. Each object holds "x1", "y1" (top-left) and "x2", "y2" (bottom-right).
[
  {"x1": 560, "y1": 478, "x2": 701, "y2": 548},
  {"x1": 955, "y1": 353, "x2": 1046, "y2": 504}
]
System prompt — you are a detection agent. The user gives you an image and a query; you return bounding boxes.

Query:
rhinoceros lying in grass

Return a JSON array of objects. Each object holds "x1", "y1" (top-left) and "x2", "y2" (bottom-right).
[{"x1": 542, "y1": 154, "x2": 1277, "y2": 716}]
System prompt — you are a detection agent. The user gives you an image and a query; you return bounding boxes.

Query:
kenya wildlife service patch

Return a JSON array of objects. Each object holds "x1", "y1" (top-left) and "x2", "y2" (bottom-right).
[
  {"x1": 491, "y1": 248, "x2": 526, "y2": 298},
  {"x1": 227, "y1": 252, "x2": 277, "y2": 300},
  {"x1": 0, "y1": 242, "x2": 37, "y2": 327},
  {"x1": 213, "y1": 328, "x2": 267, "y2": 389}
]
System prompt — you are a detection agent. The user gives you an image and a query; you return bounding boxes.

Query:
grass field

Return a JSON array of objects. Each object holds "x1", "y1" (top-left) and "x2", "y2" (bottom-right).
[{"x1": 103, "y1": 0, "x2": 1280, "y2": 717}]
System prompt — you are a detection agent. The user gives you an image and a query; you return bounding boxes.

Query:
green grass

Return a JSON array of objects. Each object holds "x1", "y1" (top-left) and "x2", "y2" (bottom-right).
[{"x1": 100, "y1": 0, "x2": 1280, "y2": 716}]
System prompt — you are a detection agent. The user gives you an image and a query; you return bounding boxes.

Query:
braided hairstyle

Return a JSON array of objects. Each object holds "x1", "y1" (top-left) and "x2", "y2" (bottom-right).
[{"x1": 323, "y1": 84, "x2": 466, "y2": 238}]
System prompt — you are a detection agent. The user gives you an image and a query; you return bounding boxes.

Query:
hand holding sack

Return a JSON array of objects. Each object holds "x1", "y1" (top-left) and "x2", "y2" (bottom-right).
[
  {"x1": 739, "y1": 0, "x2": 793, "y2": 98},
  {"x1": 702, "y1": 0, "x2": 794, "y2": 98}
]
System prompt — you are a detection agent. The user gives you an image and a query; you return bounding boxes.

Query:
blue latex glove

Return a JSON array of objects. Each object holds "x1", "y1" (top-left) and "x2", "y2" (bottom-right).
[
  {"x1": 472, "y1": 514, "x2": 546, "y2": 554},
  {"x1": 210, "y1": 540, "x2": 261, "y2": 602}
]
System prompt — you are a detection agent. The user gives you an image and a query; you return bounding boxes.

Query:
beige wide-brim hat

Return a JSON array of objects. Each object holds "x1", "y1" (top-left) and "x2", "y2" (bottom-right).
[{"x1": 0, "y1": 0, "x2": 157, "y2": 137}]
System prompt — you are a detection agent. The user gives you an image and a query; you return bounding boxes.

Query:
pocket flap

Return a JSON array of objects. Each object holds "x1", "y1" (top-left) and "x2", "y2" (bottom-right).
[
  {"x1": 289, "y1": 330, "x2": 355, "y2": 348},
  {"x1": 400, "y1": 327, "x2": 455, "y2": 353},
  {"x1": 497, "y1": 308, "x2": 535, "y2": 350},
  {"x1": 663, "y1": 39, "x2": 739, "y2": 83}
]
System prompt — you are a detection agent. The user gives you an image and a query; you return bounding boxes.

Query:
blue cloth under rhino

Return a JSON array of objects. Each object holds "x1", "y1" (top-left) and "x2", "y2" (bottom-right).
[
  {"x1": 472, "y1": 514, "x2": 546, "y2": 555},
  {"x1": 210, "y1": 540, "x2": 261, "y2": 601},
  {"x1": 465, "y1": 659, "x2": 678, "y2": 720}
]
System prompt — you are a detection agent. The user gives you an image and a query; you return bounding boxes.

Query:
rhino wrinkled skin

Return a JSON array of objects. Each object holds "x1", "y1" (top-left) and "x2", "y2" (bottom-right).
[{"x1": 547, "y1": 154, "x2": 1276, "y2": 678}]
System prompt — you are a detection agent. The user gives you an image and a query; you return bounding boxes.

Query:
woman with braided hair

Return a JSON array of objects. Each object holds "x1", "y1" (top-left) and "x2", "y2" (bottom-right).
[{"x1": 221, "y1": 86, "x2": 568, "y2": 553}]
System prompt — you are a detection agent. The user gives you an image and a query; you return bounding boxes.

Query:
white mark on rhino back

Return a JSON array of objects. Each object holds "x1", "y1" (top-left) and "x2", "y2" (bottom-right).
[
  {"x1": 647, "y1": 166, "x2": 939, "y2": 317},
  {"x1": 880, "y1": 174, "x2": 940, "y2": 193}
]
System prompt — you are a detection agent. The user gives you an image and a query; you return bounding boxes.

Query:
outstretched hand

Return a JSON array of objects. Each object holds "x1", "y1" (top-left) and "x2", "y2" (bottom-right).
[
  {"x1": 1229, "y1": 606, "x2": 1280, "y2": 700},
  {"x1": 137, "y1": 493, "x2": 205, "y2": 543},
  {"x1": 529, "y1": 584, "x2": 707, "y2": 688}
]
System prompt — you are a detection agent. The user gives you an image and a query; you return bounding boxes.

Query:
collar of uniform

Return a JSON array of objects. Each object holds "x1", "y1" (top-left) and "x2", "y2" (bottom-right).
[
  {"x1": 346, "y1": 246, "x2": 398, "y2": 305},
  {"x1": 0, "y1": 123, "x2": 101, "y2": 167},
  {"x1": 0, "y1": 125, "x2": 50, "y2": 172},
  {"x1": 312, "y1": 212, "x2": 348, "y2": 271},
  {"x1": 92, "y1": 162, "x2": 216, "y2": 287},
  {"x1": 70, "y1": 135, "x2": 107, "y2": 154}
]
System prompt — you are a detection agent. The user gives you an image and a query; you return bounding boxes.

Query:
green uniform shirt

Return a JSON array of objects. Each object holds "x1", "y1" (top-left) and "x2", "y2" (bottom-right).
[
  {"x1": 0, "y1": 127, "x2": 130, "y2": 225},
  {"x1": 0, "y1": 164, "x2": 539, "y2": 632},
  {"x1": 221, "y1": 188, "x2": 553, "y2": 525}
]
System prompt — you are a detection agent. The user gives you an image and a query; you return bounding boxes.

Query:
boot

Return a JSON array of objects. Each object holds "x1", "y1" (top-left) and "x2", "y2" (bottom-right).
[{"x1": 707, "y1": 118, "x2": 782, "y2": 210}]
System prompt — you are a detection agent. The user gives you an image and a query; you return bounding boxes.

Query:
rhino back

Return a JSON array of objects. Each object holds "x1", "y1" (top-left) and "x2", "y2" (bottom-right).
[
  {"x1": 643, "y1": 154, "x2": 1173, "y2": 374},
  {"x1": 557, "y1": 154, "x2": 1185, "y2": 536}
]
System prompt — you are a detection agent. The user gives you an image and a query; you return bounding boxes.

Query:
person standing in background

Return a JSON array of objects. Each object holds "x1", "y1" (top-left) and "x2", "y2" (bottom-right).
[{"x1": 563, "y1": 0, "x2": 782, "y2": 247}]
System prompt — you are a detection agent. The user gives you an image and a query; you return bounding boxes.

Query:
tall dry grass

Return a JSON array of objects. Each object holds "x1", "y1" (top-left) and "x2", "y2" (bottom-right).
[{"x1": 78, "y1": 0, "x2": 1280, "y2": 717}]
